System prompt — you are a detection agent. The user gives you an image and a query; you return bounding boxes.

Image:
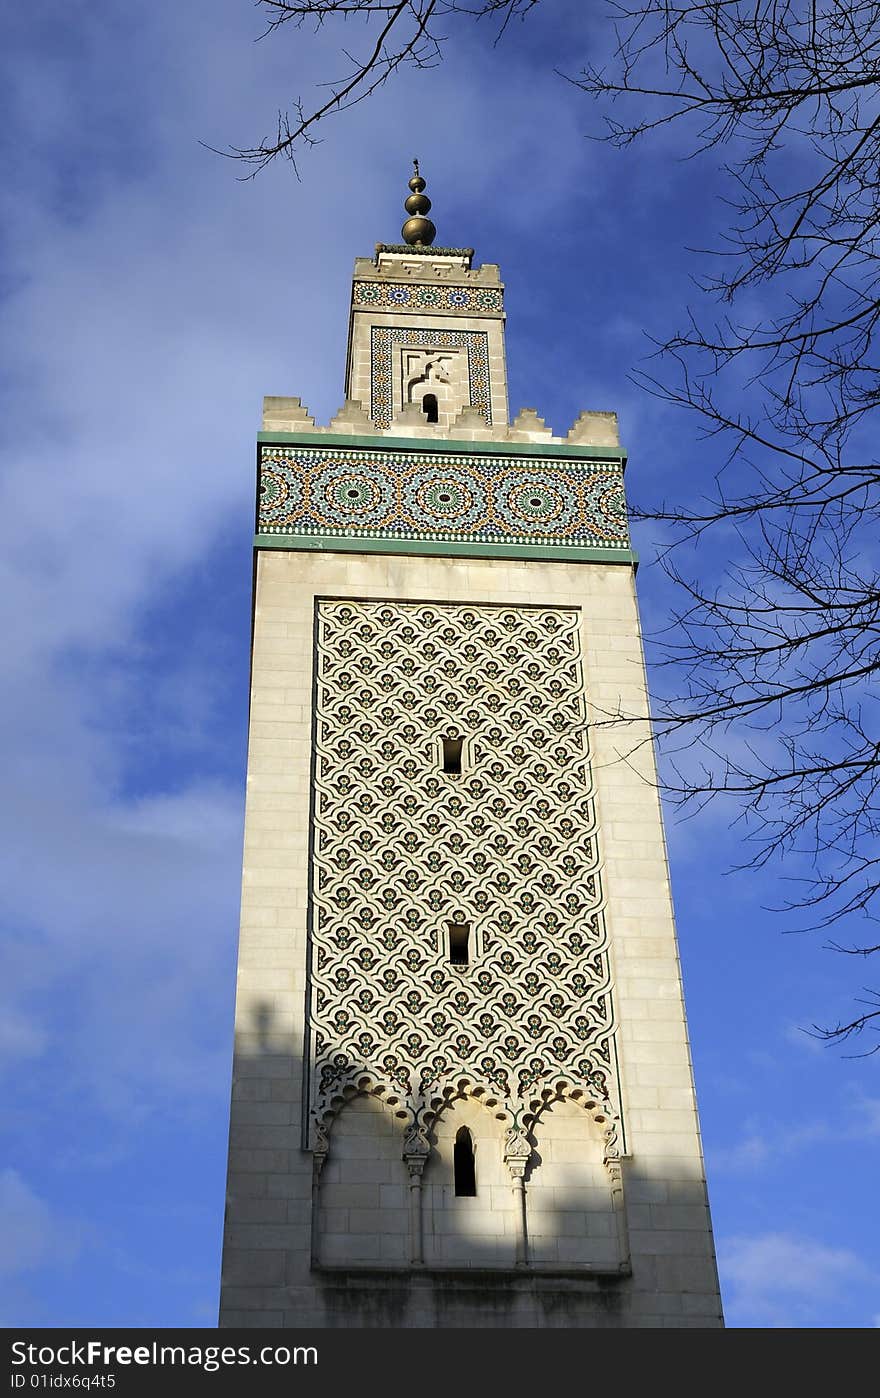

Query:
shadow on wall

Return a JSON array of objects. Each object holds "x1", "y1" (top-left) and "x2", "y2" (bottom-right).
[
  {"x1": 220, "y1": 1001, "x2": 722, "y2": 1329},
  {"x1": 318, "y1": 1088, "x2": 623, "y2": 1273}
]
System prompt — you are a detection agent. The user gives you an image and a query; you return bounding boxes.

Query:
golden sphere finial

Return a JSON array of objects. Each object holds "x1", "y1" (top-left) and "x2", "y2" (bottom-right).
[{"x1": 402, "y1": 157, "x2": 436, "y2": 246}]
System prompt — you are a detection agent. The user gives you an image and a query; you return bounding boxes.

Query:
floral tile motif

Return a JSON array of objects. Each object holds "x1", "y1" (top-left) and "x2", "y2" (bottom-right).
[
  {"x1": 308, "y1": 598, "x2": 620, "y2": 1126},
  {"x1": 354, "y1": 281, "x2": 503, "y2": 314},
  {"x1": 258, "y1": 445, "x2": 630, "y2": 551}
]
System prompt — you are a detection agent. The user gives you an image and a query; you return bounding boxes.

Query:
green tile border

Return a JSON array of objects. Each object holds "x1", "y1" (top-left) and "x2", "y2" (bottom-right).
[{"x1": 254, "y1": 533, "x2": 638, "y2": 567}]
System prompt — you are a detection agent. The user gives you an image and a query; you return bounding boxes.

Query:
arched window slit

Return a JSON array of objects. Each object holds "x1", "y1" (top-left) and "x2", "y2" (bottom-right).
[
  {"x1": 442, "y1": 736, "x2": 463, "y2": 774},
  {"x1": 454, "y1": 1126, "x2": 476, "y2": 1196},
  {"x1": 448, "y1": 919, "x2": 470, "y2": 966}
]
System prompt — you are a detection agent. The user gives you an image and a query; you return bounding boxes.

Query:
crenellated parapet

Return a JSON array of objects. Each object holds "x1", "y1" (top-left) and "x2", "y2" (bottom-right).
[{"x1": 261, "y1": 394, "x2": 620, "y2": 448}]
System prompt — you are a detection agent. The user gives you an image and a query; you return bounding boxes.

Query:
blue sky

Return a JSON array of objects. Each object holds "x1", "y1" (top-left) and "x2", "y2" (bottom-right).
[{"x1": 1, "y1": 0, "x2": 877, "y2": 1329}]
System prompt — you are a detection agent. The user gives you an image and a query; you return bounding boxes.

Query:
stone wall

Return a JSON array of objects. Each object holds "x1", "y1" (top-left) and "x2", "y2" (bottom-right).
[{"x1": 219, "y1": 547, "x2": 723, "y2": 1328}]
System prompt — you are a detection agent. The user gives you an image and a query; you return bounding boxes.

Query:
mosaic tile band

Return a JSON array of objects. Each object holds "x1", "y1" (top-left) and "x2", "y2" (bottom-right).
[
  {"x1": 354, "y1": 282, "x2": 503, "y2": 314},
  {"x1": 258, "y1": 445, "x2": 630, "y2": 551},
  {"x1": 370, "y1": 326, "x2": 491, "y2": 430}
]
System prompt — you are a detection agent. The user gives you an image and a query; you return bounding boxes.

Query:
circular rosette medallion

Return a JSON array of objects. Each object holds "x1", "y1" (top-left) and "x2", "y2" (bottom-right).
[
  {"x1": 310, "y1": 459, "x2": 396, "y2": 529},
  {"x1": 580, "y1": 473, "x2": 629, "y2": 542},
  {"x1": 259, "y1": 463, "x2": 305, "y2": 524},
  {"x1": 493, "y1": 470, "x2": 580, "y2": 535},
  {"x1": 402, "y1": 465, "x2": 488, "y2": 532}
]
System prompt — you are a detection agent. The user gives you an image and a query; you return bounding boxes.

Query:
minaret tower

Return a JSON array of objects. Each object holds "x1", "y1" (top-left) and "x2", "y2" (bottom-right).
[{"x1": 220, "y1": 166, "x2": 723, "y2": 1328}]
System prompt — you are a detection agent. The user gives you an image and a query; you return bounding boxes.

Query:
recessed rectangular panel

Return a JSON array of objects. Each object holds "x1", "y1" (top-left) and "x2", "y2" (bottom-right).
[{"x1": 306, "y1": 598, "x2": 621, "y2": 1141}]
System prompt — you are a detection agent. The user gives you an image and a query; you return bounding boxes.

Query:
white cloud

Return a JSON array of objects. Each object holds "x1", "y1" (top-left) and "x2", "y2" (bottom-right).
[
  {"x1": 851, "y1": 1094, "x2": 880, "y2": 1136},
  {"x1": 0, "y1": 1010, "x2": 47, "y2": 1064},
  {"x1": 711, "y1": 1131, "x2": 771, "y2": 1173},
  {"x1": 783, "y1": 1022, "x2": 827, "y2": 1055},
  {"x1": 723, "y1": 1232, "x2": 870, "y2": 1297},
  {"x1": 0, "y1": 1170, "x2": 81, "y2": 1280},
  {"x1": 719, "y1": 1231, "x2": 875, "y2": 1326},
  {"x1": 0, "y1": 776, "x2": 245, "y2": 1121},
  {"x1": 709, "y1": 1088, "x2": 880, "y2": 1177}
]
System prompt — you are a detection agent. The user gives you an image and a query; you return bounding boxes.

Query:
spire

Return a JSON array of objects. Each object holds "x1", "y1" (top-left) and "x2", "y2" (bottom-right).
[{"x1": 401, "y1": 158, "x2": 437, "y2": 247}]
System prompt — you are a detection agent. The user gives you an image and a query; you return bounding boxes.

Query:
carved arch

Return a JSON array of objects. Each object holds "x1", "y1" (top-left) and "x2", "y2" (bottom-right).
[
  {"x1": 417, "y1": 1074, "x2": 521, "y2": 1267},
  {"x1": 311, "y1": 1068, "x2": 413, "y2": 1157},
  {"x1": 521, "y1": 1075, "x2": 630, "y2": 1271},
  {"x1": 416, "y1": 1073, "x2": 516, "y2": 1132},
  {"x1": 521, "y1": 1074, "x2": 623, "y2": 1165},
  {"x1": 311, "y1": 1071, "x2": 413, "y2": 1270}
]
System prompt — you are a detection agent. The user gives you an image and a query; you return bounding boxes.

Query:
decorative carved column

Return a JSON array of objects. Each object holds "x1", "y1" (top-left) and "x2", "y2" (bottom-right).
[
  {"x1": 604, "y1": 1128, "x2": 631, "y2": 1273},
  {"x1": 504, "y1": 1126, "x2": 532, "y2": 1268},
  {"x1": 403, "y1": 1125, "x2": 431, "y2": 1266},
  {"x1": 309, "y1": 1121, "x2": 330, "y2": 1268}
]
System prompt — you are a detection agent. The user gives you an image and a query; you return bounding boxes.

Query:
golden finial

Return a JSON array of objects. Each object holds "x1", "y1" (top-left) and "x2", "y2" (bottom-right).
[{"x1": 401, "y1": 157, "x2": 436, "y2": 247}]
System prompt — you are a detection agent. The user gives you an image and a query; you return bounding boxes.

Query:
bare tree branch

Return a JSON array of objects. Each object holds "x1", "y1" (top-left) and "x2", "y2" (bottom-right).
[
  {"x1": 570, "y1": 4, "x2": 880, "y2": 1044},
  {"x1": 211, "y1": 1, "x2": 537, "y2": 174}
]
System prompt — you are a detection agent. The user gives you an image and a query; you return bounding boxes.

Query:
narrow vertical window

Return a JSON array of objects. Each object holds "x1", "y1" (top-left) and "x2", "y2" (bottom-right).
[
  {"x1": 423, "y1": 392, "x2": 439, "y2": 423},
  {"x1": 454, "y1": 1127, "x2": 476, "y2": 1196},
  {"x1": 448, "y1": 919, "x2": 470, "y2": 966},
  {"x1": 442, "y1": 736, "x2": 463, "y2": 774}
]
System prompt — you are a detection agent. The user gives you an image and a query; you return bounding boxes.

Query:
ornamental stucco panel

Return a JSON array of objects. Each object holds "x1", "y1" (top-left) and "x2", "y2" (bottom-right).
[
  {"x1": 307, "y1": 599, "x2": 623, "y2": 1152},
  {"x1": 370, "y1": 326, "x2": 492, "y2": 427}
]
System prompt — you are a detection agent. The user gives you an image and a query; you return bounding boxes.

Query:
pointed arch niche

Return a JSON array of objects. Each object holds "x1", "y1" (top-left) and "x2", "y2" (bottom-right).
[
  {"x1": 315, "y1": 1090, "x2": 410, "y2": 1268},
  {"x1": 525, "y1": 1094, "x2": 626, "y2": 1270},
  {"x1": 422, "y1": 1092, "x2": 517, "y2": 1268}
]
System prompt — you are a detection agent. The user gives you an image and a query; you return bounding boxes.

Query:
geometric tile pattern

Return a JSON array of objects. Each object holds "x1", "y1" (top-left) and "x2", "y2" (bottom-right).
[
  {"x1": 354, "y1": 282, "x2": 503, "y2": 314},
  {"x1": 370, "y1": 326, "x2": 491, "y2": 428},
  {"x1": 308, "y1": 600, "x2": 621, "y2": 1143},
  {"x1": 259, "y1": 446, "x2": 630, "y2": 551},
  {"x1": 375, "y1": 244, "x2": 476, "y2": 257}
]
